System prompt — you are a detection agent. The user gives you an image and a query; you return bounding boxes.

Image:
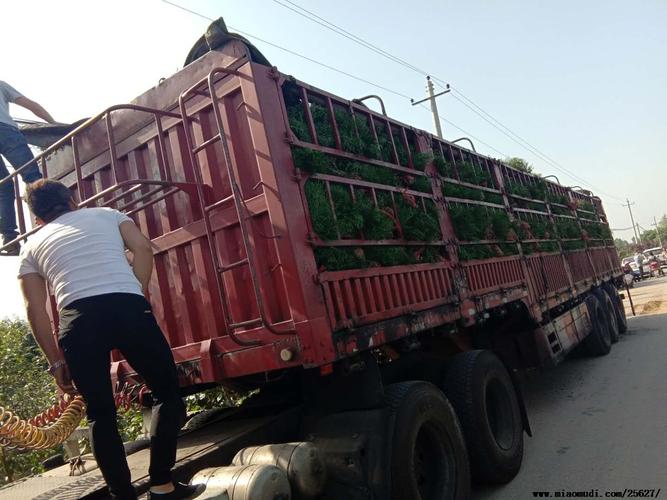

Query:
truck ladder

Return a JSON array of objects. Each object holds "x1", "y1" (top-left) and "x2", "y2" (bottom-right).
[{"x1": 178, "y1": 67, "x2": 293, "y2": 341}]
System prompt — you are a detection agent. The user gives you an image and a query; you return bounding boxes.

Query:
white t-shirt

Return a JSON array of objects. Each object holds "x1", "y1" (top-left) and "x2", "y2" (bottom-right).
[{"x1": 18, "y1": 208, "x2": 143, "y2": 310}]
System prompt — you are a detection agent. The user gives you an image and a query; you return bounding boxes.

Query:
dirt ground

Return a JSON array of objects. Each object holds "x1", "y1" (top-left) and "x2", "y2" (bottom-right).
[{"x1": 621, "y1": 274, "x2": 667, "y2": 316}]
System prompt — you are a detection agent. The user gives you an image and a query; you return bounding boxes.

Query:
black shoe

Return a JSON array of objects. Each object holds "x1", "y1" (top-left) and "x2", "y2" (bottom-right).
[
  {"x1": 1, "y1": 235, "x2": 19, "y2": 256},
  {"x1": 146, "y1": 482, "x2": 205, "y2": 500}
]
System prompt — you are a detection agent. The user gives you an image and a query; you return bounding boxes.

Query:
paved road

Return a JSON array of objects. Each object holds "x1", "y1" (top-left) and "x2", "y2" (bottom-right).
[{"x1": 474, "y1": 292, "x2": 667, "y2": 499}]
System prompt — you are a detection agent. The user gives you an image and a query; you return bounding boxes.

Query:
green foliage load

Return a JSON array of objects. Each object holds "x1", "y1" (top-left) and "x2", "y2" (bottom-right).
[
  {"x1": 284, "y1": 84, "x2": 613, "y2": 267},
  {"x1": 448, "y1": 205, "x2": 512, "y2": 242},
  {"x1": 457, "y1": 162, "x2": 494, "y2": 186},
  {"x1": 554, "y1": 218, "x2": 582, "y2": 239},
  {"x1": 443, "y1": 182, "x2": 503, "y2": 205},
  {"x1": 458, "y1": 243, "x2": 519, "y2": 261},
  {"x1": 562, "y1": 240, "x2": 586, "y2": 251},
  {"x1": 546, "y1": 192, "x2": 569, "y2": 205},
  {"x1": 314, "y1": 245, "x2": 445, "y2": 270},
  {"x1": 291, "y1": 147, "x2": 433, "y2": 194}
]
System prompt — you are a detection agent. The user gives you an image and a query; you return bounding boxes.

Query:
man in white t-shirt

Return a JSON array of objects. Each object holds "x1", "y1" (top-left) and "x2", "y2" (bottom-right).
[{"x1": 18, "y1": 179, "x2": 202, "y2": 500}]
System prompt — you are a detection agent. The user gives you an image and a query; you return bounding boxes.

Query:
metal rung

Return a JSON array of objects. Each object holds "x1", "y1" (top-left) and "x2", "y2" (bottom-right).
[
  {"x1": 219, "y1": 258, "x2": 249, "y2": 273},
  {"x1": 205, "y1": 193, "x2": 235, "y2": 212},
  {"x1": 192, "y1": 134, "x2": 221, "y2": 154},
  {"x1": 229, "y1": 318, "x2": 263, "y2": 329}
]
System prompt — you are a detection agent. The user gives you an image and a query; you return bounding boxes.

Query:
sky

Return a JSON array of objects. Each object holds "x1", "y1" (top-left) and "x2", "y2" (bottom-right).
[{"x1": 1, "y1": 0, "x2": 665, "y2": 318}]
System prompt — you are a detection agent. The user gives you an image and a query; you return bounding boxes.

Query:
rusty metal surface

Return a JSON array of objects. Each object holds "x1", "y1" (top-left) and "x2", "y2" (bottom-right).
[
  {"x1": 0, "y1": 411, "x2": 293, "y2": 500},
  {"x1": 0, "y1": 48, "x2": 621, "y2": 390}
]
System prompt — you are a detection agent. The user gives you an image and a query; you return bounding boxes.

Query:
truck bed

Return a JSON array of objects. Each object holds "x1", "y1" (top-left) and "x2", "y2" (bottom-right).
[{"x1": 26, "y1": 41, "x2": 620, "y2": 392}]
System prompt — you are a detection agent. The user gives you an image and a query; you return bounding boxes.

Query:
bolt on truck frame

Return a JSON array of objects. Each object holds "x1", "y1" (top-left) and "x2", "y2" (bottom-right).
[{"x1": 0, "y1": 37, "x2": 625, "y2": 500}]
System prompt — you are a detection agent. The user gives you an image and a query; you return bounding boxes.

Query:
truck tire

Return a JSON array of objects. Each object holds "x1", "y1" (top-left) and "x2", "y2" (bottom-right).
[
  {"x1": 603, "y1": 283, "x2": 627, "y2": 334},
  {"x1": 385, "y1": 381, "x2": 470, "y2": 500},
  {"x1": 442, "y1": 350, "x2": 523, "y2": 484},
  {"x1": 583, "y1": 294, "x2": 612, "y2": 356},
  {"x1": 594, "y1": 289, "x2": 619, "y2": 344}
]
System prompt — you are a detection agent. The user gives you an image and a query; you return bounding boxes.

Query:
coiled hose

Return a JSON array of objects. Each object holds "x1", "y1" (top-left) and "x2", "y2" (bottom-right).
[{"x1": 0, "y1": 395, "x2": 86, "y2": 451}]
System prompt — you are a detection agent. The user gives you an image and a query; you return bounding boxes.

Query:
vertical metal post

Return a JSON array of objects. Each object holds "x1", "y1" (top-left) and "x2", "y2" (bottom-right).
[
  {"x1": 427, "y1": 77, "x2": 443, "y2": 139},
  {"x1": 625, "y1": 281, "x2": 636, "y2": 317},
  {"x1": 653, "y1": 216, "x2": 663, "y2": 248},
  {"x1": 411, "y1": 77, "x2": 450, "y2": 139},
  {"x1": 622, "y1": 198, "x2": 639, "y2": 244}
]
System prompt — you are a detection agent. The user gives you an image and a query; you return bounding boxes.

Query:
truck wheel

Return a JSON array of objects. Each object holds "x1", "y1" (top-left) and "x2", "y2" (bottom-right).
[
  {"x1": 603, "y1": 283, "x2": 628, "y2": 334},
  {"x1": 583, "y1": 294, "x2": 612, "y2": 356},
  {"x1": 442, "y1": 350, "x2": 523, "y2": 484},
  {"x1": 594, "y1": 289, "x2": 619, "y2": 344},
  {"x1": 385, "y1": 381, "x2": 470, "y2": 500}
]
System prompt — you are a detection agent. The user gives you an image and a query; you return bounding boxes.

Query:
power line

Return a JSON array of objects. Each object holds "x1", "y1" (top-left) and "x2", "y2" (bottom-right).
[
  {"x1": 269, "y1": 0, "x2": 625, "y2": 200},
  {"x1": 162, "y1": 0, "x2": 412, "y2": 99},
  {"x1": 164, "y1": 0, "x2": 621, "y2": 200},
  {"x1": 161, "y1": 0, "x2": 503, "y2": 157},
  {"x1": 272, "y1": 0, "x2": 434, "y2": 79},
  {"x1": 446, "y1": 87, "x2": 625, "y2": 201}
]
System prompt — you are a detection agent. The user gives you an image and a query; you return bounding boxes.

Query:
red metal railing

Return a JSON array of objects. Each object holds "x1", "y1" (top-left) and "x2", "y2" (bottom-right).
[
  {"x1": 0, "y1": 104, "x2": 194, "y2": 253},
  {"x1": 320, "y1": 262, "x2": 456, "y2": 330}
]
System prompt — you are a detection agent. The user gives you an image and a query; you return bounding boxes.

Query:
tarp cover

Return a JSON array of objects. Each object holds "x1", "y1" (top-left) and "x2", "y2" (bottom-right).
[
  {"x1": 184, "y1": 17, "x2": 271, "y2": 67},
  {"x1": 19, "y1": 119, "x2": 87, "y2": 149}
]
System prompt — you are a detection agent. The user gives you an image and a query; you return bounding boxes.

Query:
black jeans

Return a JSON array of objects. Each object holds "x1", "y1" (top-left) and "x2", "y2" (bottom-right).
[{"x1": 58, "y1": 293, "x2": 185, "y2": 500}]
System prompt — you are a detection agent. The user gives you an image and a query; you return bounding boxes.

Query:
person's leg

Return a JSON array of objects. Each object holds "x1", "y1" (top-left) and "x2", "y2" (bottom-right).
[
  {"x1": 0, "y1": 157, "x2": 17, "y2": 241},
  {"x1": 113, "y1": 294, "x2": 185, "y2": 490},
  {"x1": 0, "y1": 125, "x2": 41, "y2": 183},
  {"x1": 59, "y1": 303, "x2": 137, "y2": 500}
]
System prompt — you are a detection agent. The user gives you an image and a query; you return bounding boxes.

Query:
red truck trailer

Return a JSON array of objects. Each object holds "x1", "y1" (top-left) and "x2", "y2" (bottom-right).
[{"x1": 0, "y1": 33, "x2": 625, "y2": 500}]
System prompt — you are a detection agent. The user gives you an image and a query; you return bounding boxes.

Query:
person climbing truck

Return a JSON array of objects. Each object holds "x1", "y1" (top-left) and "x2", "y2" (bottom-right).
[
  {"x1": 0, "y1": 80, "x2": 55, "y2": 255},
  {"x1": 17, "y1": 179, "x2": 203, "y2": 500}
]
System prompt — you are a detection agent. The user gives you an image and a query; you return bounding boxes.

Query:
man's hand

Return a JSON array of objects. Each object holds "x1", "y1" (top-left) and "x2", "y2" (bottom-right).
[{"x1": 51, "y1": 363, "x2": 76, "y2": 395}]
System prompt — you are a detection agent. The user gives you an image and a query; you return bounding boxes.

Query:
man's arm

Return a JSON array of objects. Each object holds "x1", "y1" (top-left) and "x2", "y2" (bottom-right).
[
  {"x1": 120, "y1": 220, "x2": 154, "y2": 294},
  {"x1": 19, "y1": 273, "x2": 74, "y2": 393},
  {"x1": 14, "y1": 96, "x2": 55, "y2": 123}
]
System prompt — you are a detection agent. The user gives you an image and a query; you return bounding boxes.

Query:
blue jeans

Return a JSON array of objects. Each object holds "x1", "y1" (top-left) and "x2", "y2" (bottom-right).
[{"x1": 0, "y1": 123, "x2": 42, "y2": 238}]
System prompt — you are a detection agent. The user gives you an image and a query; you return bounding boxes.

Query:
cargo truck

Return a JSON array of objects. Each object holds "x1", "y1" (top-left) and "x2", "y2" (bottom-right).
[{"x1": 0, "y1": 27, "x2": 625, "y2": 500}]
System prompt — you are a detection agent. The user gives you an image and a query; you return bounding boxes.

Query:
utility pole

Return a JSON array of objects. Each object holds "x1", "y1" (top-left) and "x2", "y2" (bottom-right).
[
  {"x1": 653, "y1": 216, "x2": 663, "y2": 248},
  {"x1": 411, "y1": 76, "x2": 450, "y2": 139},
  {"x1": 622, "y1": 199, "x2": 639, "y2": 244}
]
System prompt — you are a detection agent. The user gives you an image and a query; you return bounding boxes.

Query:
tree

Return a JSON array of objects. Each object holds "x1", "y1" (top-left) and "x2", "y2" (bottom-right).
[
  {"x1": 0, "y1": 318, "x2": 247, "y2": 487},
  {"x1": 0, "y1": 319, "x2": 59, "y2": 485},
  {"x1": 638, "y1": 214, "x2": 667, "y2": 248},
  {"x1": 504, "y1": 157, "x2": 534, "y2": 174},
  {"x1": 614, "y1": 238, "x2": 633, "y2": 259}
]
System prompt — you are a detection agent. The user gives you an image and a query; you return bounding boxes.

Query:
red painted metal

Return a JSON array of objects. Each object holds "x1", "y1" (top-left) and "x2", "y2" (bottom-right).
[{"x1": 0, "y1": 48, "x2": 621, "y2": 390}]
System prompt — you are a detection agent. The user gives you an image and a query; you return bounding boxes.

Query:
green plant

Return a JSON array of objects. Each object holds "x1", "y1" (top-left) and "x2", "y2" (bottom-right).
[
  {"x1": 396, "y1": 197, "x2": 441, "y2": 241},
  {"x1": 554, "y1": 218, "x2": 581, "y2": 239},
  {"x1": 392, "y1": 128, "x2": 409, "y2": 166},
  {"x1": 413, "y1": 152, "x2": 433, "y2": 171},
  {"x1": 433, "y1": 155, "x2": 453, "y2": 177},
  {"x1": 410, "y1": 175, "x2": 432, "y2": 193},
  {"x1": 562, "y1": 240, "x2": 586, "y2": 251},
  {"x1": 310, "y1": 102, "x2": 335, "y2": 147},
  {"x1": 375, "y1": 122, "x2": 395, "y2": 163},
  {"x1": 315, "y1": 247, "x2": 367, "y2": 270},
  {"x1": 551, "y1": 204, "x2": 573, "y2": 217},
  {"x1": 305, "y1": 180, "x2": 337, "y2": 240},
  {"x1": 365, "y1": 246, "x2": 414, "y2": 266},
  {"x1": 443, "y1": 182, "x2": 484, "y2": 202},
  {"x1": 448, "y1": 204, "x2": 488, "y2": 241},
  {"x1": 283, "y1": 84, "x2": 312, "y2": 142},
  {"x1": 546, "y1": 192, "x2": 568, "y2": 205},
  {"x1": 507, "y1": 181, "x2": 531, "y2": 198},
  {"x1": 527, "y1": 180, "x2": 547, "y2": 200},
  {"x1": 291, "y1": 147, "x2": 333, "y2": 173},
  {"x1": 490, "y1": 211, "x2": 512, "y2": 240}
]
